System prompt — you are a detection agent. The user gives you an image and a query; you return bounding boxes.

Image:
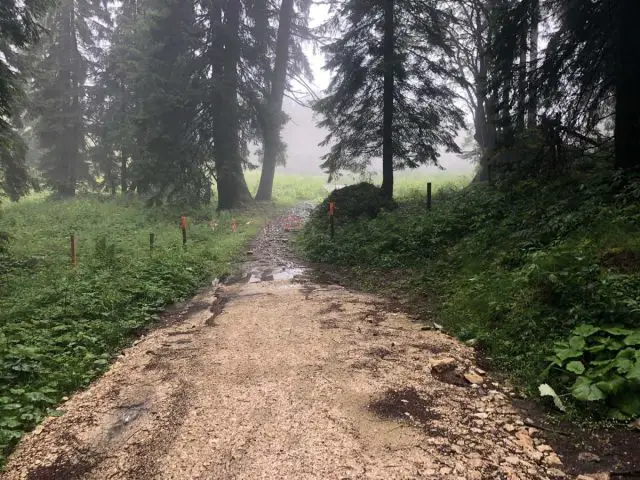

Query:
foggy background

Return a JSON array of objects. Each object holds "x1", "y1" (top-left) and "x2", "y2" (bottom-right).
[{"x1": 276, "y1": 3, "x2": 474, "y2": 177}]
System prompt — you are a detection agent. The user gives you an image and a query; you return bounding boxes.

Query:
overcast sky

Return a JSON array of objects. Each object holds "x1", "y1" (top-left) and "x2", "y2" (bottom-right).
[{"x1": 277, "y1": 3, "x2": 474, "y2": 176}]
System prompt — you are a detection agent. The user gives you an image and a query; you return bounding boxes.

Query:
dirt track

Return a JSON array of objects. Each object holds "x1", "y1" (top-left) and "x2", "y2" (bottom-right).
[{"x1": 3, "y1": 208, "x2": 580, "y2": 479}]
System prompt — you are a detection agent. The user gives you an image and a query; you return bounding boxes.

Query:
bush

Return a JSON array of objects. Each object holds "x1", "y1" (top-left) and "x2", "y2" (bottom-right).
[
  {"x1": 320, "y1": 183, "x2": 397, "y2": 221},
  {"x1": 299, "y1": 161, "x2": 640, "y2": 420}
]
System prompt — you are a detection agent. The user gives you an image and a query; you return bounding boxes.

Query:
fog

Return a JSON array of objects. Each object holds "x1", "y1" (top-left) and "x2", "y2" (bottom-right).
[{"x1": 276, "y1": 3, "x2": 474, "y2": 177}]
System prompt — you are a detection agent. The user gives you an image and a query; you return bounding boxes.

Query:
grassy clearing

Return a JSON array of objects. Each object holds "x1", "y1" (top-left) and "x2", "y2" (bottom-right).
[
  {"x1": 243, "y1": 170, "x2": 470, "y2": 206},
  {"x1": 0, "y1": 194, "x2": 274, "y2": 464},
  {"x1": 244, "y1": 171, "x2": 328, "y2": 205},
  {"x1": 299, "y1": 163, "x2": 640, "y2": 420}
]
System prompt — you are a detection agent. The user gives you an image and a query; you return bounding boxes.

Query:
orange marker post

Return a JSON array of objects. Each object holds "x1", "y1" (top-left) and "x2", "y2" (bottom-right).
[
  {"x1": 231, "y1": 218, "x2": 238, "y2": 233},
  {"x1": 180, "y1": 216, "x2": 187, "y2": 248}
]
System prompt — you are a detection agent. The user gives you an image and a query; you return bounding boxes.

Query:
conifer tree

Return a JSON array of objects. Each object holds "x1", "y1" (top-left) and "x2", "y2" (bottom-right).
[{"x1": 315, "y1": 0, "x2": 464, "y2": 198}]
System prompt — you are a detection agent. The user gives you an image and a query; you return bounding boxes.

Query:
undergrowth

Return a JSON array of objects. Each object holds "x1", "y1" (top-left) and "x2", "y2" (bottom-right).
[
  {"x1": 299, "y1": 162, "x2": 640, "y2": 420},
  {"x1": 0, "y1": 195, "x2": 270, "y2": 465}
]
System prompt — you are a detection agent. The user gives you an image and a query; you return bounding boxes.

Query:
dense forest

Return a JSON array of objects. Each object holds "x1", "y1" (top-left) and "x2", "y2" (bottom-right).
[
  {"x1": 1, "y1": 0, "x2": 640, "y2": 468},
  {"x1": 2, "y1": 0, "x2": 639, "y2": 207}
]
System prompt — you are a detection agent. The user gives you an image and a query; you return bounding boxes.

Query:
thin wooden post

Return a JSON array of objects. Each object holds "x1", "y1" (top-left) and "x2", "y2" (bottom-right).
[
  {"x1": 426, "y1": 182, "x2": 432, "y2": 210},
  {"x1": 70, "y1": 234, "x2": 77, "y2": 268},
  {"x1": 180, "y1": 216, "x2": 187, "y2": 248},
  {"x1": 149, "y1": 233, "x2": 155, "y2": 252}
]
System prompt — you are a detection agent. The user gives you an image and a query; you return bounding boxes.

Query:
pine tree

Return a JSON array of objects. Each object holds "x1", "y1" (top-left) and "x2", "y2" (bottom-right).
[
  {"x1": 128, "y1": 0, "x2": 211, "y2": 205},
  {"x1": 0, "y1": 0, "x2": 50, "y2": 200},
  {"x1": 315, "y1": 0, "x2": 464, "y2": 198},
  {"x1": 204, "y1": 0, "x2": 253, "y2": 209},
  {"x1": 31, "y1": 0, "x2": 109, "y2": 196},
  {"x1": 94, "y1": 0, "x2": 144, "y2": 194}
]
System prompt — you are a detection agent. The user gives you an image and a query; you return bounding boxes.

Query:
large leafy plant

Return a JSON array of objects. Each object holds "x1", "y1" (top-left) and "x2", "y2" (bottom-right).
[{"x1": 546, "y1": 324, "x2": 640, "y2": 419}]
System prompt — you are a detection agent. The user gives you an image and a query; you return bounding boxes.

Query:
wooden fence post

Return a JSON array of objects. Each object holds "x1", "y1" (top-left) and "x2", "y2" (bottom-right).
[
  {"x1": 180, "y1": 216, "x2": 187, "y2": 248},
  {"x1": 70, "y1": 234, "x2": 77, "y2": 268},
  {"x1": 150, "y1": 233, "x2": 155, "y2": 252},
  {"x1": 426, "y1": 182, "x2": 432, "y2": 210}
]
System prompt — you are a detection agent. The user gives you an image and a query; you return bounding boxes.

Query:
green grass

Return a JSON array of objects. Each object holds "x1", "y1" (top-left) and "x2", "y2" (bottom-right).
[
  {"x1": 298, "y1": 162, "x2": 640, "y2": 420},
  {"x1": 243, "y1": 170, "x2": 470, "y2": 205},
  {"x1": 244, "y1": 171, "x2": 328, "y2": 205},
  {"x1": 0, "y1": 194, "x2": 273, "y2": 465}
]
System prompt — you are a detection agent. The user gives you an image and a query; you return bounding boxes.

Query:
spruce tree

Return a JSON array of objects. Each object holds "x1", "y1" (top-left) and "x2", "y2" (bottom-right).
[
  {"x1": 315, "y1": 0, "x2": 464, "y2": 198},
  {"x1": 31, "y1": 0, "x2": 109, "y2": 196},
  {"x1": 128, "y1": 0, "x2": 210, "y2": 205},
  {"x1": 0, "y1": 0, "x2": 50, "y2": 200}
]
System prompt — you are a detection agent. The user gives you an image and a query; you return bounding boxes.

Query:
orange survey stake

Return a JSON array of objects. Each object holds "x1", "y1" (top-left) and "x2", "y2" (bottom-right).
[
  {"x1": 231, "y1": 218, "x2": 238, "y2": 232},
  {"x1": 329, "y1": 202, "x2": 335, "y2": 216},
  {"x1": 180, "y1": 216, "x2": 187, "y2": 229}
]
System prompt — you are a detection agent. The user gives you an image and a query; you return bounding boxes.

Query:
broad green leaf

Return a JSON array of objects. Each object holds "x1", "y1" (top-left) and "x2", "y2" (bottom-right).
[
  {"x1": 573, "y1": 325, "x2": 600, "y2": 337},
  {"x1": 624, "y1": 331, "x2": 640, "y2": 346},
  {"x1": 614, "y1": 356, "x2": 634, "y2": 374},
  {"x1": 607, "y1": 408, "x2": 629, "y2": 420},
  {"x1": 626, "y1": 362, "x2": 640, "y2": 383},
  {"x1": 571, "y1": 377, "x2": 606, "y2": 401},
  {"x1": 566, "y1": 361, "x2": 585, "y2": 375},
  {"x1": 555, "y1": 348, "x2": 583, "y2": 362},
  {"x1": 595, "y1": 375, "x2": 625, "y2": 394},
  {"x1": 603, "y1": 327, "x2": 633, "y2": 336},
  {"x1": 586, "y1": 344, "x2": 605, "y2": 353},
  {"x1": 568, "y1": 336, "x2": 586, "y2": 351},
  {"x1": 538, "y1": 383, "x2": 566, "y2": 411},
  {"x1": 597, "y1": 337, "x2": 624, "y2": 351}
]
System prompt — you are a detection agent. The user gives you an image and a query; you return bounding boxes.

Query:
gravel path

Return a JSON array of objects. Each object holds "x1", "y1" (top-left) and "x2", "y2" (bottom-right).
[{"x1": 3, "y1": 207, "x2": 577, "y2": 480}]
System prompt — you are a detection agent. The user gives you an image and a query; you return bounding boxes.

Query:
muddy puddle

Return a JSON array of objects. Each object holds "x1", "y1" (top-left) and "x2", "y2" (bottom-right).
[{"x1": 226, "y1": 202, "x2": 314, "y2": 286}]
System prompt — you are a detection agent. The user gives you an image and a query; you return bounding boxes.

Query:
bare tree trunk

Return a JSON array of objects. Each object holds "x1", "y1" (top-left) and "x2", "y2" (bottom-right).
[
  {"x1": 381, "y1": 0, "x2": 394, "y2": 199},
  {"x1": 256, "y1": 0, "x2": 295, "y2": 201},
  {"x1": 527, "y1": 0, "x2": 539, "y2": 127},
  {"x1": 516, "y1": 33, "x2": 527, "y2": 131},
  {"x1": 212, "y1": 0, "x2": 252, "y2": 209}
]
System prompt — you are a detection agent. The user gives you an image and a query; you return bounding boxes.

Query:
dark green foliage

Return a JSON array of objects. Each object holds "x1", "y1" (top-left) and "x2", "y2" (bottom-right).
[
  {"x1": 546, "y1": 325, "x2": 640, "y2": 419},
  {"x1": 489, "y1": 0, "x2": 640, "y2": 170},
  {"x1": 128, "y1": 0, "x2": 211, "y2": 205},
  {"x1": 319, "y1": 183, "x2": 397, "y2": 221},
  {"x1": 314, "y1": 0, "x2": 464, "y2": 195},
  {"x1": 31, "y1": 0, "x2": 110, "y2": 196},
  {"x1": 0, "y1": 0, "x2": 51, "y2": 200},
  {"x1": 299, "y1": 156, "x2": 640, "y2": 419}
]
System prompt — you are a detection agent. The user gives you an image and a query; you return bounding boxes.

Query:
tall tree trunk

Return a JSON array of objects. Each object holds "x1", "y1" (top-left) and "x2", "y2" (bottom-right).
[
  {"x1": 66, "y1": 0, "x2": 79, "y2": 197},
  {"x1": 614, "y1": 0, "x2": 640, "y2": 170},
  {"x1": 381, "y1": 0, "x2": 394, "y2": 199},
  {"x1": 516, "y1": 33, "x2": 527, "y2": 131},
  {"x1": 255, "y1": 0, "x2": 295, "y2": 201},
  {"x1": 120, "y1": 151, "x2": 128, "y2": 192},
  {"x1": 212, "y1": 0, "x2": 252, "y2": 209},
  {"x1": 527, "y1": 0, "x2": 539, "y2": 127}
]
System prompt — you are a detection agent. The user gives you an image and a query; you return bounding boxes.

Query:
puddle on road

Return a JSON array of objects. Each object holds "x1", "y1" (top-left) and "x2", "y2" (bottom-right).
[{"x1": 248, "y1": 266, "x2": 305, "y2": 283}]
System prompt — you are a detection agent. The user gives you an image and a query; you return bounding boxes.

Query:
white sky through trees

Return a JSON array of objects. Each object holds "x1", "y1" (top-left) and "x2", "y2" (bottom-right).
[{"x1": 278, "y1": 2, "x2": 474, "y2": 175}]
